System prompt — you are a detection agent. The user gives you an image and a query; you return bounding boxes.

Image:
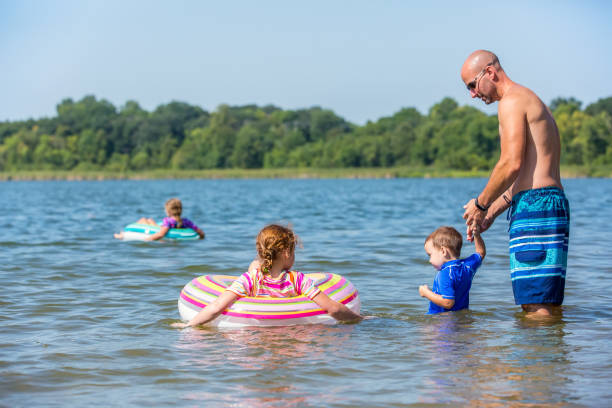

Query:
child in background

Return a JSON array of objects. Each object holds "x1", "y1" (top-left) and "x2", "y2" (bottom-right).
[
  {"x1": 171, "y1": 224, "x2": 363, "y2": 328},
  {"x1": 419, "y1": 226, "x2": 485, "y2": 314},
  {"x1": 114, "y1": 198, "x2": 205, "y2": 241}
]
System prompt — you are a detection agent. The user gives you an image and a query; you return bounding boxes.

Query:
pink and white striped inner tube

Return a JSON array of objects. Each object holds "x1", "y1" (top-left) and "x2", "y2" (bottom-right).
[{"x1": 178, "y1": 272, "x2": 360, "y2": 328}]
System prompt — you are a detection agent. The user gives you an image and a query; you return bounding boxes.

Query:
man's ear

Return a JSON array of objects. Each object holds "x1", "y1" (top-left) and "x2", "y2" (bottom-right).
[{"x1": 489, "y1": 67, "x2": 499, "y2": 82}]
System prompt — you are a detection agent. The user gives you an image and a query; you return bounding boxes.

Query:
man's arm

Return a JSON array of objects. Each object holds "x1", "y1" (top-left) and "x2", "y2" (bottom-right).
[
  {"x1": 467, "y1": 184, "x2": 513, "y2": 241},
  {"x1": 464, "y1": 96, "x2": 526, "y2": 231},
  {"x1": 486, "y1": 187, "x2": 513, "y2": 222},
  {"x1": 480, "y1": 98, "x2": 526, "y2": 206}
]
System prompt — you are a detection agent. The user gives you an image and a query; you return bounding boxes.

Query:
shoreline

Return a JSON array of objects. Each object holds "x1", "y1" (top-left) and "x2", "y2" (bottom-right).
[{"x1": 0, "y1": 166, "x2": 608, "y2": 181}]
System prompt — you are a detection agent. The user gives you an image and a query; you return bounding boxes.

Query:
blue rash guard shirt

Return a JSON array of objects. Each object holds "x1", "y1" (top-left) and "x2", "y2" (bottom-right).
[{"x1": 428, "y1": 253, "x2": 482, "y2": 314}]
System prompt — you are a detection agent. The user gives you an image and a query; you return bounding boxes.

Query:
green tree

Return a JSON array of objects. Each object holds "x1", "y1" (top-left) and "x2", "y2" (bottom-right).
[
  {"x1": 1, "y1": 94, "x2": 611, "y2": 172},
  {"x1": 0, "y1": 132, "x2": 32, "y2": 170},
  {"x1": 585, "y1": 97, "x2": 612, "y2": 118},
  {"x1": 573, "y1": 112, "x2": 612, "y2": 165},
  {"x1": 76, "y1": 129, "x2": 108, "y2": 167},
  {"x1": 230, "y1": 125, "x2": 270, "y2": 168},
  {"x1": 33, "y1": 134, "x2": 75, "y2": 169},
  {"x1": 550, "y1": 97, "x2": 582, "y2": 113},
  {"x1": 555, "y1": 107, "x2": 589, "y2": 164},
  {"x1": 56, "y1": 95, "x2": 117, "y2": 135}
]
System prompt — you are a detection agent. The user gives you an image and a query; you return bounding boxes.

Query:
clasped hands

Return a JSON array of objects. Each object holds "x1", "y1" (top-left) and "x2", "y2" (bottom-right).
[{"x1": 463, "y1": 198, "x2": 489, "y2": 241}]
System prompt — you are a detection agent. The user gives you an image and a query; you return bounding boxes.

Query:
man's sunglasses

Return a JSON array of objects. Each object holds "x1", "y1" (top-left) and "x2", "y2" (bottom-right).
[{"x1": 466, "y1": 62, "x2": 494, "y2": 91}]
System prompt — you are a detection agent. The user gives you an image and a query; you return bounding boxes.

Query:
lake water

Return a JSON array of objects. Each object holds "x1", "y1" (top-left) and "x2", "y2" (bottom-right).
[{"x1": 1, "y1": 178, "x2": 611, "y2": 407}]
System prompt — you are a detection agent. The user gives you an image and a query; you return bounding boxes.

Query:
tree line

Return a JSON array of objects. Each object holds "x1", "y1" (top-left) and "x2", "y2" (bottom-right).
[{"x1": 1, "y1": 95, "x2": 611, "y2": 172}]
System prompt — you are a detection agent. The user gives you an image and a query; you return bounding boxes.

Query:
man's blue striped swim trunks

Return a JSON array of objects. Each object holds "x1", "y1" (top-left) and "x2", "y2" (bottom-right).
[{"x1": 508, "y1": 187, "x2": 570, "y2": 305}]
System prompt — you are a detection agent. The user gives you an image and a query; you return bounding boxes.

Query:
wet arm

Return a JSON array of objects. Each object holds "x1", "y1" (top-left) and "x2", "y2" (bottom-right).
[
  {"x1": 486, "y1": 185, "x2": 513, "y2": 222},
  {"x1": 472, "y1": 230, "x2": 486, "y2": 260},
  {"x1": 312, "y1": 292, "x2": 363, "y2": 322},
  {"x1": 196, "y1": 228, "x2": 205, "y2": 239},
  {"x1": 173, "y1": 290, "x2": 239, "y2": 328},
  {"x1": 419, "y1": 285, "x2": 455, "y2": 309},
  {"x1": 147, "y1": 226, "x2": 169, "y2": 241}
]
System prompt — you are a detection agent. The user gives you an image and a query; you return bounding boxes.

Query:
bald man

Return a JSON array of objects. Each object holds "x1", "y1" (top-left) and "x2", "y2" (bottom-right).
[{"x1": 460, "y1": 50, "x2": 570, "y2": 317}]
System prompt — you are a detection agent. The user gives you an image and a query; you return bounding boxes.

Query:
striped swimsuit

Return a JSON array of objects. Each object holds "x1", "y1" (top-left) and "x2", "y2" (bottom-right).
[
  {"x1": 228, "y1": 269, "x2": 321, "y2": 300},
  {"x1": 508, "y1": 187, "x2": 570, "y2": 305}
]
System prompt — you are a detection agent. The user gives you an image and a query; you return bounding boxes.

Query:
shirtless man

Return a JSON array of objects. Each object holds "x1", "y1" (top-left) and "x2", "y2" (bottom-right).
[{"x1": 460, "y1": 50, "x2": 570, "y2": 317}]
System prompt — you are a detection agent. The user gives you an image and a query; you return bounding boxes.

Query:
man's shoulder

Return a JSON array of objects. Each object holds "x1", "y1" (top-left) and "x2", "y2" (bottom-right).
[
  {"x1": 499, "y1": 84, "x2": 543, "y2": 111},
  {"x1": 499, "y1": 85, "x2": 525, "y2": 106}
]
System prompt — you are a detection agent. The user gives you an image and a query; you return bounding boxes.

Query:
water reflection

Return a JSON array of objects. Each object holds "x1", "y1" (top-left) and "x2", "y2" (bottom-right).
[
  {"x1": 174, "y1": 324, "x2": 355, "y2": 407},
  {"x1": 418, "y1": 312, "x2": 573, "y2": 407},
  {"x1": 179, "y1": 387, "x2": 307, "y2": 408}
]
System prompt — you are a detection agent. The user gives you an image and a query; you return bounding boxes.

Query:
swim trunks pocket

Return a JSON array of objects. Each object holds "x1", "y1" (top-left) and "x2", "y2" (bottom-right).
[{"x1": 514, "y1": 249, "x2": 547, "y2": 263}]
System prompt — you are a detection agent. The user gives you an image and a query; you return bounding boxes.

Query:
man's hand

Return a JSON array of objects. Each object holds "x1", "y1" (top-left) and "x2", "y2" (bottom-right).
[
  {"x1": 479, "y1": 216, "x2": 493, "y2": 233},
  {"x1": 170, "y1": 322, "x2": 189, "y2": 329},
  {"x1": 463, "y1": 199, "x2": 487, "y2": 241},
  {"x1": 468, "y1": 214, "x2": 494, "y2": 241},
  {"x1": 419, "y1": 285, "x2": 430, "y2": 297}
]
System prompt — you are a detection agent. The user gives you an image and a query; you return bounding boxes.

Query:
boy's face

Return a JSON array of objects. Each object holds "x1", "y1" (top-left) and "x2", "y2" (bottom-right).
[{"x1": 424, "y1": 240, "x2": 450, "y2": 270}]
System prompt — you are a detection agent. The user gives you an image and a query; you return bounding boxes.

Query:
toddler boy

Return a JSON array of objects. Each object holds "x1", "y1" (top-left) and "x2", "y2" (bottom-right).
[{"x1": 419, "y1": 226, "x2": 486, "y2": 314}]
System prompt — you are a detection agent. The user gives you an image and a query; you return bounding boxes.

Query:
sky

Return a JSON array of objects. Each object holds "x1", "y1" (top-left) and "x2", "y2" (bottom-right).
[{"x1": 1, "y1": 0, "x2": 611, "y2": 124}]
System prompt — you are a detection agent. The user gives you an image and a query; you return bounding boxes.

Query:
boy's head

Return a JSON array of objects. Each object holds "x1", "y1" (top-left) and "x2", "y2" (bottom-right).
[{"x1": 424, "y1": 226, "x2": 462, "y2": 269}]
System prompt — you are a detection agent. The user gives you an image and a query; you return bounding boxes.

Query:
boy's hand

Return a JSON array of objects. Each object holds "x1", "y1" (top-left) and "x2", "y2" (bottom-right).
[
  {"x1": 472, "y1": 225, "x2": 480, "y2": 237},
  {"x1": 467, "y1": 220, "x2": 481, "y2": 242},
  {"x1": 419, "y1": 285, "x2": 430, "y2": 297},
  {"x1": 471, "y1": 220, "x2": 487, "y2": 259},
  {"x1": 171, "y1": 322, "x2": 189, "y2": 329}
]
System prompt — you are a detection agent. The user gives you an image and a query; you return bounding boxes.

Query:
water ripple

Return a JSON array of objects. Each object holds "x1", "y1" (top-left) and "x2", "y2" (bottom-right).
[{"x1": 0, "y1": 178, "x2": 610, "y2": 407}]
